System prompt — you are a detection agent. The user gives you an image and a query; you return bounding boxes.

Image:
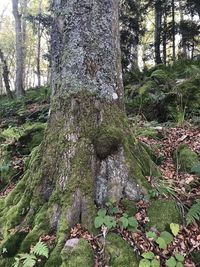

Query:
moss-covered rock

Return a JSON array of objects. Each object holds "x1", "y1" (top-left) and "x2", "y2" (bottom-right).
[
  {"x1": 174, "y1": 144, "x2": 199, "y2": 172},
  {"x1": 61, "y1": 239, "x2": 94, "y2": 267},
  {"x1": 191, "y1": 250, "x2": 200, "y2": 267},
  {"x1": 105, "y1": 233, "x2": 138, "y2": 267},
  {"x1": 146, "y1": 199, "x2": 181, "y2": 232}
]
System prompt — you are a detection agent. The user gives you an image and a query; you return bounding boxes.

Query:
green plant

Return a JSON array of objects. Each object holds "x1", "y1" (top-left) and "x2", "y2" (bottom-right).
[
  {"x1": 144, "y1": 178, "x2": 176, "y2": 201},
  {"x1": 139, "y1": 251, "x2": 160, "y2": 267},
  {"x1": 156, "y1": 231, "x2": 174, "y2": 250},
  {"x1": 170, "y1": 223, "x2": 180, "y2": 236},
  {"x1": 119, "y1": 213, "x2": 138, "y2": 232},
  {"x1": 166, "y1": 253, "x2": 185, "y2": 267},
  {"x1": 94, "y1": 205, "x2": 138, "y2": 232},
  {"x1": 146, "y1": 224, "x2": 179, "y2": 250},
  {"x1": 13, "y1": 241, "x2": 49, "y2": 267},
  {"x1": 105, "y1": 201, "x2": 120, "y2": 215},
  {"x1": 94, "y1": 208, "x2": 116, "y2": 229},
  {"x1": 186, "y1": 200, "x2": 200, "y2": 225}
]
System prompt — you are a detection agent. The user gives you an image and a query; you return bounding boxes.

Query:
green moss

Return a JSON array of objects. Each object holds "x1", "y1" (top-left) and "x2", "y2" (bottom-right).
[
  {"x1": 174, "y1": 144, "x2": 199, "y2": 172},
  {"x1": 92, "y1": 125, "x2": 124, "y2": 159},
  {"x1": 106, "y1": 233, "x2": 138, "y2": 267},
  {"x1": 121, "y1": 198, "x2": 137, "y2": 216},
  {"x1": 150, "y1": 69, "x2": 172, "y2": 84},
  {"x1": 60, "y1": 239, "x2": 94, "y2": 267},
  {"x1": 191, "y1": 250, "x2": 200, "y2": 267},
  {"x1": 0, "y1": 231, "x2": 27, "y2": 257},
  {"x1": 146, "y1": 199, "x2": 181, "y2": 232},
  {"x1": 124, "y1": 139, "x2": 160, "y2": 191}
]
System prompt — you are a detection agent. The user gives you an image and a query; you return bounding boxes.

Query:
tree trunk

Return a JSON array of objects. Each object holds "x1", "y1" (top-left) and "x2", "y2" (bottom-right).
[
  {"x1": 12, "y1": 0, "x2": 25, "y2": 98},
  {"x1": 162, "y1": 4, "x2": 167, "y2": 65},
  {"x1": 36, "y1": 0, "x2": 42, "y2": 88},
  {"x1": 179, "y1": 0, "x2": 187, "y2": 58},
  {"x1": 0, "y1": 1, "x2": 157, "y2": 266},
  {"x1": 0, "y1": 49, "x2": 13, "y2": 99},
  {"x1": 172, "y1": 0, "x2": 176, "y2": 62},
  {"x1": 155, "y1": 0, "x2": 162, "y2": 65}
]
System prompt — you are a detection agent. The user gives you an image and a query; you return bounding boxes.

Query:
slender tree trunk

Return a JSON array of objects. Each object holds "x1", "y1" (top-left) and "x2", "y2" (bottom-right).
[
  {"x1": 163, "y1": 4, "x2": 167, "y2": 65},
  {"x1": 36, "y1": 0, "x2": 42, "y2": 88},
  {"x1": 179, "y1": 0, "x2": 187, "y2": 58},
  {"x1": 0, "y1": 49, "x2": 13, "y2": 99},
  {"x1": 155, "y1": 0, "x2": 162, "y2": 65},
  {"x1": 12, "y1": 0, "x2": 25, "y2": 98},
  {"x1": 172, "y1": 0, "x2": 176, "y2": 62},
  {"x1": 0, "y1": 1, "x2": 158, "y2": 266}
]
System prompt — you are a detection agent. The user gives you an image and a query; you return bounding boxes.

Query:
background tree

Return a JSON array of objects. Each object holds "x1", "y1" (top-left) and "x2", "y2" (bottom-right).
[
  {"x1": 12, "y1": 0, "x2": 25, "y2": 98},
  {"x1": 0, "y1": 49, "x2": 13, "y2": 99}
]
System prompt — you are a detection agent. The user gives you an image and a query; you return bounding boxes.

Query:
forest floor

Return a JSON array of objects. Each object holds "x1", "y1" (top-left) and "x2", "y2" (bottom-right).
[{"x1": 0, "y1": 88, "x2": 199, "y2": 266}]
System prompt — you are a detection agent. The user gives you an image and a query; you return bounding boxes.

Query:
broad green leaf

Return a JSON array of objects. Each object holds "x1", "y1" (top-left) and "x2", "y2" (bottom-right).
[
  {"x1": 123, "y1": 213, "x2": 128, "y2": 218},
  {"x1": 139, "y1": 259, "x2": 151, "y2": 267},
  {"x1": 142, "y1": 251, "x2": 155, "y2": 260},
  {"x1": 146, "y1": 231, "x2": 157, "y2": 240},
  {"x1": 160, "y1": 231, "x2": 174, "y2": 245},
  {"x1": 119, "y1": 217, "x2": 129, "y2": 228},
  {"x1": 104, "y1": 216, "x2": 116, "y2": 229},
  {"x1": 110, "y1": 207, "x2": 119, "y2": 214},
  {"x1": 98, "y1": 208, "x2": 106, "y2": 217},
  {"x1": 176, "y1": 262, "x2": 183, "y2": 267},
  {"x1": 128, "y1": 217, "x2": 138, "y2": 227},
  {"x1": 156, "y1": 237, "x2": 167, "y2": 250},
  {"x1": 166, "y1": 257, "x2": 177, "y2": 267},
  {"x1": 174, "y1": 253, "x2": 184, "y2": 262},
  {"x1": 170, "y1": 223, "x2": 180, "y2": 236},
  {"x1": 151, "y1": 259, "x2": 160, "y2": 267},
  {"x1": 94, "y1": 216, "x2": 104, "y2": 228}
]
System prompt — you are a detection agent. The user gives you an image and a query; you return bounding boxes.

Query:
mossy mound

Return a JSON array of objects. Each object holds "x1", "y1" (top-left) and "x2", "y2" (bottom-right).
[
  {"x1": 60, "y1": 239, "x2": 94, "y2": 267},
  {"x1": 92, "y1": 125, "x2": 124, "y2": 159},
  {"x1": 1, "y1": 122, "x2": 46, "y2": 155},
  {"x1": 146, "y1": 199, "x2": 181, "y2": 232},
  {"x1": 105, "y1": 233, "x2": 139, "y2": 267},
  {"x1": 174, "y1": 144, "x2": 199, "y2": 172},
  {"x1": 0, "y1": 86, "x2": 50, "y2": 121},
  {"x1": 121, "y1": 198, "x2": 137, "y2": 216},
  {"x1": 191, "y1": 250, "x2": 200, "y2": 267}
]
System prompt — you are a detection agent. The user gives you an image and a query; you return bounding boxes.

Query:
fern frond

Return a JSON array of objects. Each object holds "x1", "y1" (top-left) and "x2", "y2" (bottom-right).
[
  {"x1": 186, "y1": 200, "x2": 200, "y2": 225},
  {"x1": 12, "y1": 257, "x2": 20, "y2": 267},
  {"x1": 31, "y1": 241, "x2": 48, "y2": 258},
  {"x1": 22, "y1": 254, "x2": 37, "y2": 267}
]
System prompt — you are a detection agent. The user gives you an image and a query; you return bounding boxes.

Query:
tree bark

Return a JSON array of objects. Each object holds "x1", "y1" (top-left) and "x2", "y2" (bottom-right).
[
  {"x1": 36, "y1": 0, "x2": 42, "y2": 88},
  {"x1": 162, "y1": 3, "x2": 167, "y2": 65},
  {"x1": 155, "y1": 0, "x2": 163, "y2": 65},
  {"x1": 0, "y1": 49, "x2": 13, "y2": 99},
  {"x1": 172, "y1": 0, "x2": 176, "y2": 62},
  {"x1": 0, "y1": 1, "x2": 157, "y2": 266},
  {"x1": 12, "y1": 0, "x2": 25, "y2": 98}
]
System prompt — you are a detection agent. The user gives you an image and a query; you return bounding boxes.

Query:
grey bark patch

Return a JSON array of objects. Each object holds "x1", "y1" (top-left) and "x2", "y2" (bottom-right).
[
  {"x1": 50, "y1": 204, "x2": 61, "y2": 233},
  {"x1": 66, "y1": 189, "x2": 82, "y2": 228},
  {"x1": 95, "y1": 148, "x2": 142, "y2": 204}
]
